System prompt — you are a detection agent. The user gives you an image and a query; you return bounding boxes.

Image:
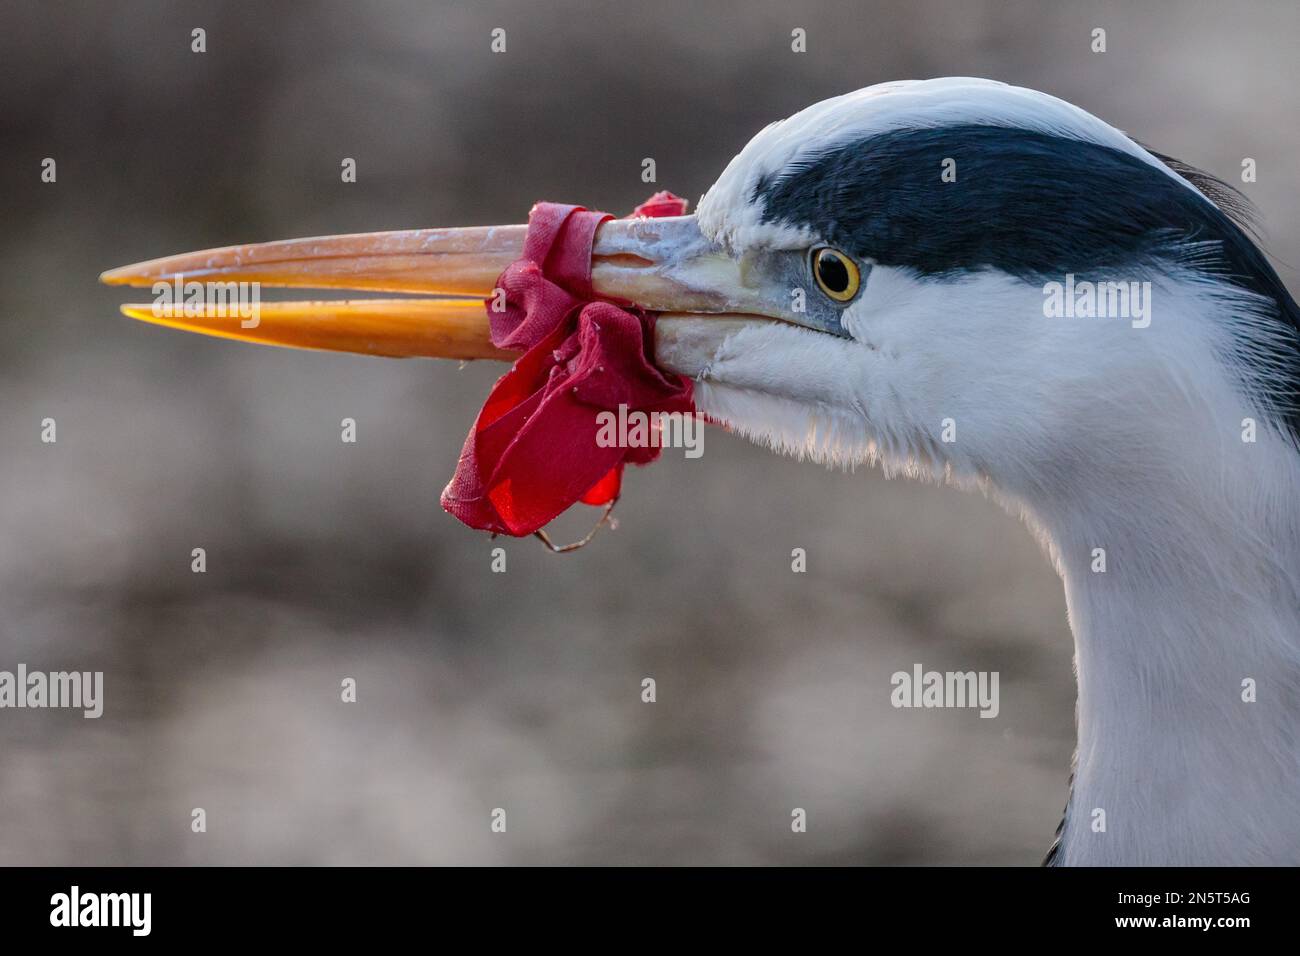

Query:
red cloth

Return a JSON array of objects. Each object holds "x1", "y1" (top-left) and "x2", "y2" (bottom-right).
[{"x1": 441, "y1": 192, "x2": 695, "y2": 536}]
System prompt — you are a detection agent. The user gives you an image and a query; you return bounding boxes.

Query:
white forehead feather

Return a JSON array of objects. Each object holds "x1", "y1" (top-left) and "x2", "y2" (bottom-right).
[{"x1": 695, "y1": 77, "x2": 1200, "y2": 252}]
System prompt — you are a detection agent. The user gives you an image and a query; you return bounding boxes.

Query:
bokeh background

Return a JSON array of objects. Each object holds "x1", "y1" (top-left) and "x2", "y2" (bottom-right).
[{"x1": 1, "y1": 0, "x2": 1297, "y2": 865}]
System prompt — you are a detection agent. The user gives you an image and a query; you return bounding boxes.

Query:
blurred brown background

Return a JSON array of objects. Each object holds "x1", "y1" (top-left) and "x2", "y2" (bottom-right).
[{"x1": 0, "y1": 0, "x2": 1296, "y2": 864}]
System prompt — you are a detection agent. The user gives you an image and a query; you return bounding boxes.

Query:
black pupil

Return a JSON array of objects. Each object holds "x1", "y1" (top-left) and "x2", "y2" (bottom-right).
[{"x1": 817, "y1": 251, "x2": 850, "y2": 293}]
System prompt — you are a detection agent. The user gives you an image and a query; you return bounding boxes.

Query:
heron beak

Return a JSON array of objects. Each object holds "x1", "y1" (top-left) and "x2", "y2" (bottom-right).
[{"x1": 100, "y1": 216, "x2": 782, "y2": 364}]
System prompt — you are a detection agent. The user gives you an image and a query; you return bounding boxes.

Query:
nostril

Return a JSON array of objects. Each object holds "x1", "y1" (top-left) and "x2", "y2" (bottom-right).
[{"x1": 593, "y1": 253, "x2": 655, "y2": 268}]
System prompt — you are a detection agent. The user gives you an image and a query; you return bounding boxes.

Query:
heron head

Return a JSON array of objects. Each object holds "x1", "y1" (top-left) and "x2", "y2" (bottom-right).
[
  {"x1": 671, "y1": 79, "x2": 1300, "y2": 500},
  {"x1": 102, "y1": 78, "x2": 1300, "y2": 502}
]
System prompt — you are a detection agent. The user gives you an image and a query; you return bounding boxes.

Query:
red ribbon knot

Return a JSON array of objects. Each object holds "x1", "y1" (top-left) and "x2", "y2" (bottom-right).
[{"x1": 440, "y1": 192, "x2": 696, "y2": 537}]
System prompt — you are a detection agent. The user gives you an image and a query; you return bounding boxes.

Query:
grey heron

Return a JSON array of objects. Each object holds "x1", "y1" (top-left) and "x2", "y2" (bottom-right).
[{"x1": 103, "y1": 77, "x2": 1300, "y2": 866}]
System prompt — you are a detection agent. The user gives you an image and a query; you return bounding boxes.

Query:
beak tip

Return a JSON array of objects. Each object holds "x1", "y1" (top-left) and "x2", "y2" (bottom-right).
[{"x1": 119, "y1": 304, "x2": 153, "y2": 323}]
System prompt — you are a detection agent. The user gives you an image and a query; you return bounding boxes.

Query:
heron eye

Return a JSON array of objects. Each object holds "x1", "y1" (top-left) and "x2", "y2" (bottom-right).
[{"x1": 811, "y1": 247, "x2": 861, "y2": 302}]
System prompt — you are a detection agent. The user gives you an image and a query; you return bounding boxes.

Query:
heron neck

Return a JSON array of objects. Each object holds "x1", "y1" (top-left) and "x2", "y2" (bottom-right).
[{"x1": 1028, "y1": 440, "x2": 1300, "y2": 865}]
